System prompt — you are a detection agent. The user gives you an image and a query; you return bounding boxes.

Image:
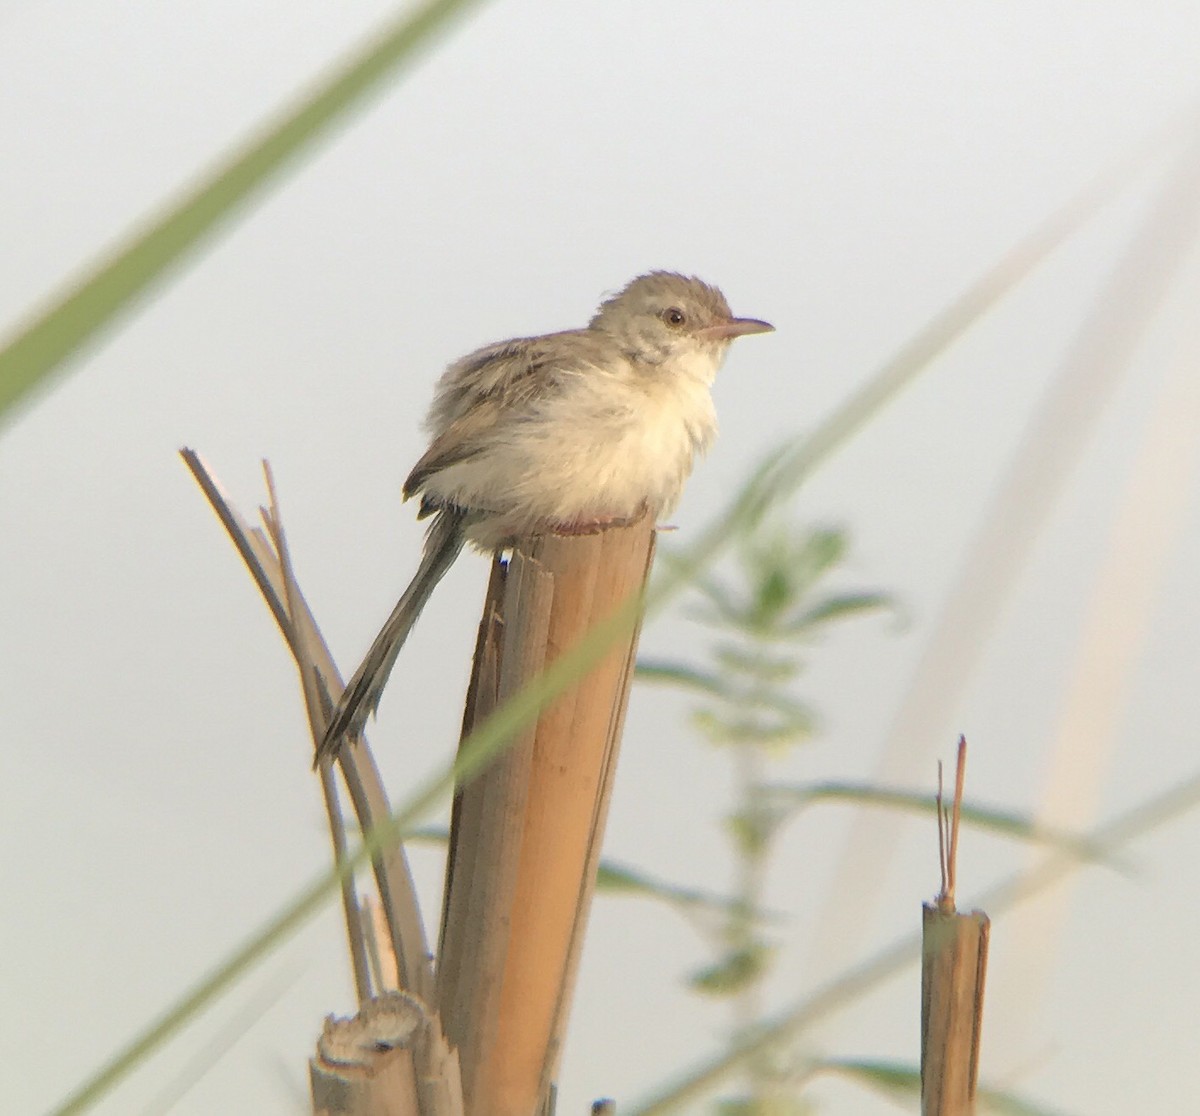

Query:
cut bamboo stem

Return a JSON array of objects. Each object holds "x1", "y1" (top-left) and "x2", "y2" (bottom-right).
[
  {"x1": 311, "y1": 993, "x2": 424, "y2": 1116},
  {"x1": 437, "y1": 516, "x2": 656, "y2": 1116},
  {"x1": 921, "y1": 738, "x2": 989, "y2": 1116}
]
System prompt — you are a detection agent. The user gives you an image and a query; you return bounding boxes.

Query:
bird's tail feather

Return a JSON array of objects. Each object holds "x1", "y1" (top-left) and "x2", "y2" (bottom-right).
[{"x1": 317, "y1": 507, "x2": 467, "y2": 762}]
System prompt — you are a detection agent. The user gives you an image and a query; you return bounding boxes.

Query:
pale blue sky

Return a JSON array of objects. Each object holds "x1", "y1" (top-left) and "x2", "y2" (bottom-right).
[{"x1": 4, "y1": 2, "x2": 1200, "y2": 1113}]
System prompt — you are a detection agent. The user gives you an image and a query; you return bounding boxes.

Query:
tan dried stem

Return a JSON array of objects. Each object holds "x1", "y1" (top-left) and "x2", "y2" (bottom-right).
[
  {"x1": 259, "y1": 463, "x2": 372, "y2": 1002},
  {"x1": 180, "y1": 449, "x2": 433, "y2": 1002}
]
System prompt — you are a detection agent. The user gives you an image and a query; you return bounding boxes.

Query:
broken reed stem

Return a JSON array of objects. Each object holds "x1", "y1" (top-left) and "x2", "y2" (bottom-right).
[
  {"x1": 438, "y1": 516, "x2": 657, "y2": 1116},
  {"x1": 947, "y1": 736, "x2": 966, "y2": 903},
  {"x1": 936, "y1": 763, "x2": 948, "y2": 901},
  {"x1": 310, "y1": 991, "x2": 464, "y2": 1116},
  {"x1": 261, "y1": 470, "x2": 372, "y2": 1004},
  {"x1": 310, "y1": 993, "x2": 424, "y2": 1116},
  {"x1": 922, "y1": 736, "x2": 988, "y2": 1116},
  {"x1": 318, "y1": 750, "x2": 374, "y2": 1004},
  {"x1": 183, "y1": 452, "x2": 466, "y2": 1113},
  {"x1": 180, "y1": 450, "x2": 434, "y2": 1000}
]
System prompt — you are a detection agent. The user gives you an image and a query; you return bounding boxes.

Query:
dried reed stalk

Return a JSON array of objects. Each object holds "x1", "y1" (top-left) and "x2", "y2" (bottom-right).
[
  {"x1": 311, "y1": 994, "x2": 424, "y2": 1116},
  {"x1": 921, "y1": 738, "x2": 989, "y2": 1116},
  {"x1": 182, "y1": 450, "x2": 434, "y2": 1002},
  {"x1": 182, "y1": 452, "x2": 463, "y2": 1116},
  {"x1": 309, "y1": 991, "x2": 463, "y2": 1116},
  {"x1": 437, "y1": 517, "x2": 657, "y2": 1116}
]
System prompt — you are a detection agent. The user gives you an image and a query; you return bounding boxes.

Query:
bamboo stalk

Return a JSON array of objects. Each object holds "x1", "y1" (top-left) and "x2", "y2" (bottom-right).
[
  {"x1": 921, "y1": 739, "x2": 989, "y2": 1116},
  {"x1": 438, "y1": 549, "x2": 555, "y2": 1106},
  {"x1": 437, "y1": 516, "x2": 656, "y2": 1116}
]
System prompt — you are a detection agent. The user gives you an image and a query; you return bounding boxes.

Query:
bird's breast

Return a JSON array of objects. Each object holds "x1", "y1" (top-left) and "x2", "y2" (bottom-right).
[
  {"x1": 515, "y1": 368, "x2": 716, "y2": 522},
  {"x1": 421, "y1": 364, "x2": 718, "y2": 532}
]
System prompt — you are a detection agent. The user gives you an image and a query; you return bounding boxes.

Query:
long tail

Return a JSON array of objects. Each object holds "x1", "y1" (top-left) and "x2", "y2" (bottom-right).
[{"x1": 316, "y1": 507, "x2": 467, "y2": 763}]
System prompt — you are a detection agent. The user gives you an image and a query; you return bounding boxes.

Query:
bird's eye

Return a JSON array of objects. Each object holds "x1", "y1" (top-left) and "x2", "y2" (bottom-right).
[{"x1": 661, "y1": 307, "x2": 686, "y2": 327}]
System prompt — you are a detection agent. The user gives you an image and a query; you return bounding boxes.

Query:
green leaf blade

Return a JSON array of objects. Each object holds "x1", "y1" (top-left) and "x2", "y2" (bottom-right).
[{"x1": 0, "y1": 0, "x2": 485, "y2": 425}]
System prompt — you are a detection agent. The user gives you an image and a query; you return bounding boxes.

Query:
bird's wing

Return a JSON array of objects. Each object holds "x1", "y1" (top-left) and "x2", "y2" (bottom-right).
[
  {"x1": 403, "y1": 396, "x2": 508, "y2": 501},
  {"x1": 402, "y1": 330, "x2": 595, "y2": 501}
]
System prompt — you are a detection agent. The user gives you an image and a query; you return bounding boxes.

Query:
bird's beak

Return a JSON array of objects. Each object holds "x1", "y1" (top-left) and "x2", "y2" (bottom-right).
[{"x1": 699, "y1": 316, "x2": 775, "y2": 341}]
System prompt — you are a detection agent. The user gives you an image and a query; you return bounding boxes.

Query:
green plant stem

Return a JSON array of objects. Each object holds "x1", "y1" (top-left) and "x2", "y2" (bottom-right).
[{"x1": 733, "y1": 736, "x2": 771, "y2": 1102}]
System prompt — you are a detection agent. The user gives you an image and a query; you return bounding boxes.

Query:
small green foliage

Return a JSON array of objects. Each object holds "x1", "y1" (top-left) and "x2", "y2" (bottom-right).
[
  {"x1": 783, "y1": 591, "x2": 892, "y2": 636},
  {"x1": 639, "y1": 519, "x2": 889, "y2": 1110},
  {"x1": 724, "y1": 805, "x2": 788, "y2": 858},
  {"x1": 712, "y1": 643, "x2": 798, "y2": 684},
  {"x1": 816, "y1": 1058, "x2": 1071, "y2": 1116},
  {"x1": 680, "y1": 527, "x2": 872, "y2": 641},
  {"x1": 646, "y1": 526, "x2": 890, "y2": 760},
  {"x1": 716, "y1": 1094, "x2": 815, "y2": 1116},
  {"x1": 690, "y1": 943, "x2": 775, "y2": 996}
]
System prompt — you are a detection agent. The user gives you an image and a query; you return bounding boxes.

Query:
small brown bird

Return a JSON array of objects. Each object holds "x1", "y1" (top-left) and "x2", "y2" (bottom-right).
[{"x1": 318, "y1": 271, "x2": 773, "y2": 761}]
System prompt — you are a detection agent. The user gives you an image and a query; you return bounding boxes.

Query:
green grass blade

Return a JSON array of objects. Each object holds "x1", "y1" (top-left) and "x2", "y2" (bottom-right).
[
  {"x1": 0, "y1": 0, "x2": 485, "y2": 424},
  {"x1": 772, "y1": 781, "x2": 1117, "y2": 864},
  {"x1": 137, "y1": 972, "x2": 296, "y2": 1116},
  {"x1": 635, "y1": 660, "x2": 730, "y2": 697},
  {"x1": 410, "y1": 824, "x2": 753, "y2": 917},
  {"x1": 817, "y1": 1058, "x2": 1069, "y2": 1116}
]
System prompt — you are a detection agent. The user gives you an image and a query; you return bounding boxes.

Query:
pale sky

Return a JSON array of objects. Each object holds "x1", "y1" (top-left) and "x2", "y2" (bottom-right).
[{"x1": 4, "y1": 2, "x2": 1200, "y2": 1113}]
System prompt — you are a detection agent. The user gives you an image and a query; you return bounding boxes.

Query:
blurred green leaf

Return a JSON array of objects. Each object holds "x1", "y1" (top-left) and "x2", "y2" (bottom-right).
[
  {"x1": 595, "y1": 862, "x2": 746, "y2": 918},
  {"x1": 690, "y1": 573, "x2": 747, "y2": 623},
  {"x1": 782, "y1": 591, "x2": 892, "y2": 635},
  {"x1": 410, "y1": 825, "x2": 755, "y2": 920},
  {"x1": 636, "y1": 660, "x2": 730, "y2": 698},
  {"x1": 637, "y1": 659, "x2": 816, "y2": 726},
  {"x1": 726, "y1": 811, "x2": 765, "y2": 857},
  {"x1": 713, "y1": 644, "x2": 799, "y2": 684},
  {"x1": 653, "y1": 554, "x2": 742, "y2": 620},
  {"x1": 818, "y1": 1058, "x2": 920, "y2": 1098},
  {"x1": 691, "y1": 944, "x2": 773, "y2": 996},
  {"x1": 0, "y1": 0, "x2": 485, "y2": 425},
  {"x1": 753, "y1": 566, "x2": 793, "y2": 626},
  {"x1": 694, "y1": 711, "x2": 810, "y2": 749},
  {"x1": 769, "y1": 782, "x2": 1120, "y2": 865},
  {"x1": 818, "y1": 1058, "x2": 1071, "y2": 1115},
  {"x1": 726, "y1": 807, "x2": 786, "y2": 856},
  {"x1": 754, "y1": 528, "x2": 844, "y2": 591},
  {"x1": 716, "y1": 1096, "x2": 813, "y2": 1116}
]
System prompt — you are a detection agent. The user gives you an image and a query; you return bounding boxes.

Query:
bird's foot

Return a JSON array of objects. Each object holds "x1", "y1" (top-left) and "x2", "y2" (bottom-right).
[{"x1": 550, "y1": 511, "x2": 645, "y2": 536}]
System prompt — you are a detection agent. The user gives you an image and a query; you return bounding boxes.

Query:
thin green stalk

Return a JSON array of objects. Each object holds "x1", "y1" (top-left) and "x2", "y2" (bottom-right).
[{"x1": 732, "y1": 737, "x2": 771, "y2": 1099}]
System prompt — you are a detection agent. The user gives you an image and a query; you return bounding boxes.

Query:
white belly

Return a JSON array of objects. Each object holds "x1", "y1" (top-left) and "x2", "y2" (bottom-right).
[{"x1": 428, "y1": 365, "x2": 718, "y2": 529}]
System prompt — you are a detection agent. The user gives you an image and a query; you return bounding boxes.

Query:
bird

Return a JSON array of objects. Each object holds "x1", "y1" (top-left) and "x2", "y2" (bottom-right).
[{"x1": 316, "y1": 271, "x2": 773, "y2": 762}]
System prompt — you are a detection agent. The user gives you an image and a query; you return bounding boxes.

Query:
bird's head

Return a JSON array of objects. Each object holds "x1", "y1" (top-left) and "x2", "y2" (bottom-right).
[{"x1": 588, "y1": 271, "x2": 774, "y2": 371}]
